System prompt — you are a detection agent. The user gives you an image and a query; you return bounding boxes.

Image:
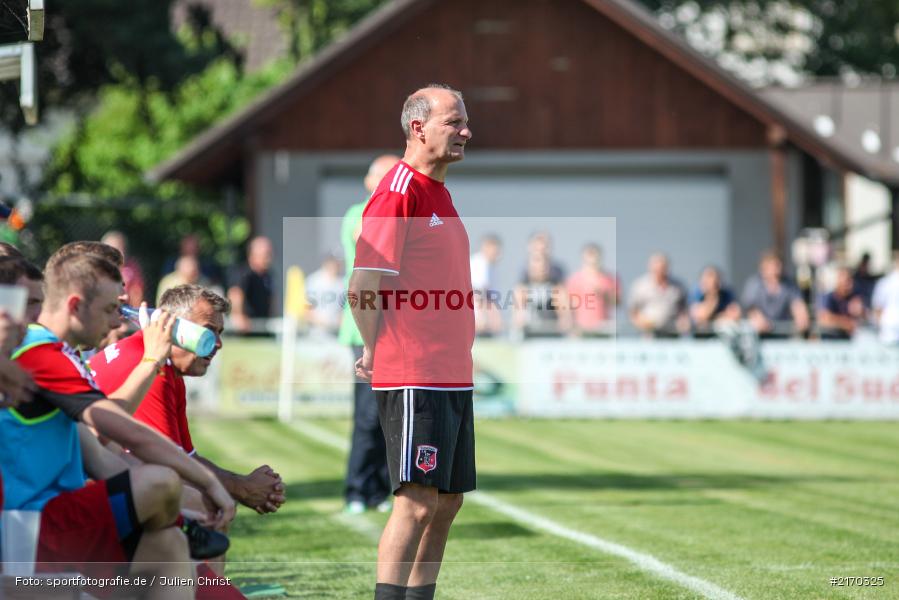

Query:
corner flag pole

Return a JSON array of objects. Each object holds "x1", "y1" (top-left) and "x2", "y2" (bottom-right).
[{"x1": 278, "y1": 266, "x2": 306, "y2": 422}]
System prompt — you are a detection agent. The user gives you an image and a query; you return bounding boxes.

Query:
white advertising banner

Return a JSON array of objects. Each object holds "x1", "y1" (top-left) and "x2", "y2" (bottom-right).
[
  {"x1": 197, "y1": 337, "x2": 899, "y2": 419},
  {"x1": 517, "y1": 340, "x2": 899, "y2": 419}
]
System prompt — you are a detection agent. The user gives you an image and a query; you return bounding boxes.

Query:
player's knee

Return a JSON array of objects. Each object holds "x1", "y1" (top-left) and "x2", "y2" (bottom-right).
[
  {"x1": 134, "y1": 465, "x2": 182, "y2": 520},
  {"x1": 150, "y1": 466, "x2": 182, "y2": 503},
  {"x1": 409, "y1": 501, "x2": 438, "y2": 525},
  {"x1": 397, "y1": 485, "x2": 440, "y2": 524}
]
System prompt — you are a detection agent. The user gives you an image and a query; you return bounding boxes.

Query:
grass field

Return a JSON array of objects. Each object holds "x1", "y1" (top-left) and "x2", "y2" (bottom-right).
[{"x1": 191, "y1": 418, "x2": 899, "y2": 599}]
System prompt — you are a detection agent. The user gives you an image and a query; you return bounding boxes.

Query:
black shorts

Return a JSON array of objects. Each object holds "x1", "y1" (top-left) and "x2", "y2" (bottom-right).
[{"x1": 377, "y1": 388, "x2": 476, "y2": 494}]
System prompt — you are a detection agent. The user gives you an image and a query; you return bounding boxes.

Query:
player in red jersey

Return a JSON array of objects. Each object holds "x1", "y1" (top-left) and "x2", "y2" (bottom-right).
[
  {"x1": 349, "y1": 84, "x2": 475, "y2": 600},
  {"x1": 90, "y1": 284, "x2": 285, "y2": 574}
]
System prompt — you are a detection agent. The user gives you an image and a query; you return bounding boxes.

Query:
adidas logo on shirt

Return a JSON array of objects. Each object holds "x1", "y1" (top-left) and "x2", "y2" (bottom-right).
[{"x1": 429, "y1": 213, "x2": 444, "y2": 227}]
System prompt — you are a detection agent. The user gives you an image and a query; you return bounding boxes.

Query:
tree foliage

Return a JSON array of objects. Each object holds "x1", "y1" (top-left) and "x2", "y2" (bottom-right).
[
  {"x1": 23, "y1": 0, "x2": 387, "y2": 285},
  {"x1": 639, "y1": 0, "x2": 899, "y2": 85},
  {"x1": 0, "y1": 0, "x2": 238, "y2": 136},
  {"x1": 258, "y1": 0, "x2": 389, "y2": 61}
]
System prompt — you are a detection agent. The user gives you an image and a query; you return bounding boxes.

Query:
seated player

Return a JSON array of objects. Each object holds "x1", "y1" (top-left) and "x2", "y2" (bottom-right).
[
  {"x1": 90, "y1": 284, "x2": 286, "y2": 571},
  {"x1": 0, "y1": 253, "x2": 236, "y2": 599},
  {"x1": 45, "y1": 240, "x2": 129, "y2": 352}
]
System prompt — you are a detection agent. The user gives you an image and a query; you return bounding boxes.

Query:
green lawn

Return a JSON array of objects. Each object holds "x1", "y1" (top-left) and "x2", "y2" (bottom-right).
[{"x1": 191, "y1": 419, "x2": 899, "y2": 599}]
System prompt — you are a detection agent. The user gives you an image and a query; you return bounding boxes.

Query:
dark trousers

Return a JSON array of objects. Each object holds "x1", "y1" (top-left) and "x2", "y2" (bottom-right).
[{"x1": 345, "y1": 346, "x2": 391, "y2": 505}]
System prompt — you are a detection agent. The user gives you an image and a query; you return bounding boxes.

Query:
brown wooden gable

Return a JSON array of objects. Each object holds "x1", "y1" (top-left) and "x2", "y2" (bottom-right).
[
  {"x1": 258, "y1": 0, "x2": 766, "y2": 151},
  {"x1": 153, "y1": 0, "x2": 893, "y2": 187}
]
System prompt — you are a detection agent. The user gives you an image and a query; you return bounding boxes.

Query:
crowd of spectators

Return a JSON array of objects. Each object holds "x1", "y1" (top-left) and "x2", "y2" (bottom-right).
[{"x1": 127, "y1": 228, "x2": 899, "y2": 344}]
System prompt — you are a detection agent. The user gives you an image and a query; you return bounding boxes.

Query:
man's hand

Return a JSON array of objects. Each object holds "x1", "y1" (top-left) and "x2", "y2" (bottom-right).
[
  {"x1": 236, "y1": 465, "x2": 286, "y2": 514},
  {"x1": 0, "y1": 357, "x2": 34, "y2": 408},
  {"x1": 142, "y1": 307, "x2": 175, "y2": 365},
  {"x1": 203, "y1": 478, "x2": 237, "y2": 530},
  {"x1": 355, "y1": 346, "x2": 373, "y2": 382}
]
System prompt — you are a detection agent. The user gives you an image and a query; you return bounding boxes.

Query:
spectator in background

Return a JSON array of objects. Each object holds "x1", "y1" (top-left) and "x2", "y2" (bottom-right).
[
  {"x1": 514, "y1": 252, "x2": 570, "y2": 337},
  {"x1": 101, "y1": 230, "x2": 145, "y2": 306},
  {"x1": 689, "y1": 266, "x2": 740, "y2": 335},
  {"x1": 470, "y1": 234, "x2": 503, "y2": 336},
  {"x1": 872, "y1": 251, "x2": 899, "y2": 344},
  {"x1": 162, "y1": 234, "x2": 224, "y2": 289},
  {"x1": 523, "y1": 231, "x2": 565, "y2": 281},
  {"x1": 566, "y1": 243, "x2": 618, "y2": 336},
  {"x1": 156, "y1": 255, "x2": 203, "y2": 304},
  {"x1": 742, "y1": 251, "x2": 809, "y2": 338},
  {"x1": 817, "y1": 267, "x2": 864, "y2": 340},
  {"x1": 628, "y1": 253, "x2": 688, "y2": 337},
  {"x1": 228, "y1": 236, "x2": 275, "y2": 333},
  {"x1": 305, "y1": 253, "x2": 345, "y2": 335},
  {"x1": 338, "y1": 153, "x2": 396, "y2": 514},
  {"x1": 853, "y1": 252, "x2": 879, "y2": 310}
]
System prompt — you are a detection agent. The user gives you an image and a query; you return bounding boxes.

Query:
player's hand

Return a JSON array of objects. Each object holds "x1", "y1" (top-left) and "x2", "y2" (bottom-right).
[
  {"x1": 203, "y1": 479, "x2": 237, "y2": 530},
  {"x1": 142, "y1": 306, "x2": 175, "y2": 365},
  {"x1": 0, "y1": 357, "x2": 34, "y2": 408},
  {"x1": 238, "y1": 465, "x2": 286, "y2": 514},
  {"x1": 355, "y1": 346, "x2": 373, "y2": 382}
]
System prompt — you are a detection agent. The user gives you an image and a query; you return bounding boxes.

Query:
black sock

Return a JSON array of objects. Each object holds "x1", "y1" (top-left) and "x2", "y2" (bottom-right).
[
  {"x1": 374, "y1": 582, "x2": 407, "y2": 600},
  {"x1": 405, "y1": 583, "x2": 436, "y2": 600}
]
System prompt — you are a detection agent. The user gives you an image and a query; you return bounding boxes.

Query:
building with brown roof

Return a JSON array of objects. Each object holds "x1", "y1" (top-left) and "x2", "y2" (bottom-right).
[{"x1": 151, "y1": 0, "x2": 899, "y2": 317}]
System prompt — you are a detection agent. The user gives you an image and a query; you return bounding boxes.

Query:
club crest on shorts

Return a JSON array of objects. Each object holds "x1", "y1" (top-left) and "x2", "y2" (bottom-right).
[{"x1": 415, "y1": 445, "x2": 438, "y2": 473}]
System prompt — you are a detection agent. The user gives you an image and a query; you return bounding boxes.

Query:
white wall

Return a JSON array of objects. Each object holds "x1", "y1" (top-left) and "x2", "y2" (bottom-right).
[{"x1": 845, "y1": 173, "x2": 891, "y2": 273}]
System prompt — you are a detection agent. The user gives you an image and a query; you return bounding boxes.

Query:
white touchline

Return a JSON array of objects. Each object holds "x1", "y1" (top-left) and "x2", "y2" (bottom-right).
[
  {"x1": 467, "y1": 492, "x2": 744, "y2": 600},
  {"x1": 287, "y1": 420, "x2": 744, "y2": 600}
]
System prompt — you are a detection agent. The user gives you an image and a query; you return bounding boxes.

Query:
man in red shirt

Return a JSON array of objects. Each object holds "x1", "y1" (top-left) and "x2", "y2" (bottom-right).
[
  {"x1": 90, "y1": 285, "x2": 285, "y2": 556},
  {"x1": 349, "y1": 84, "x2": 475, "y2": 600},
  {"x1": 566, "y1": 243, "x2": 619, "y2": 335}
]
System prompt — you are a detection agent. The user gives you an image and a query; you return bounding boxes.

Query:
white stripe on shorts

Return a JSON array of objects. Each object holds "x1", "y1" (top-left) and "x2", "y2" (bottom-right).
[
  {"x1": 400, "y1": 388, "x2": 407, "y2": 481},
  {"x1": 406, "y1": 389, "x2": 413, "y2": 481}
]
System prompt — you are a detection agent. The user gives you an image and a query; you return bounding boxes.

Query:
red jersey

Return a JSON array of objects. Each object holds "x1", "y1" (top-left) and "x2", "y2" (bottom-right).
[
  {"x1": 354, "y1": 161, "x2": 475, "y2": 389},
  {"x1": 89, "y1": 332, "x2": 195, "y2": 455}
]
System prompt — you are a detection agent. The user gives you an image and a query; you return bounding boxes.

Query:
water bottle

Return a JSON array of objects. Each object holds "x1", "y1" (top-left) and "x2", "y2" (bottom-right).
[{"x1": 120, "y1": 305, "x2": 217, "y2": 358}]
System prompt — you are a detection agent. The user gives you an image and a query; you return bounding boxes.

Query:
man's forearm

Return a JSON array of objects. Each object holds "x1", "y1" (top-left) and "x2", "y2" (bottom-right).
[
  {"x1": 83, "y1": 401, "x2": 219, "y2": 492},
  {"x1": 78, "y1": 424, "x2": 129, "y2": 481},
  {"x1": 352, "y1": 301, "x2": 382, "y2": 350},
  {"x1": 195, "y1": 454, "x2": 242, "y2": 498},
  {"x1": 348, "y1": 270, "x2": 383, "y2": 350}
]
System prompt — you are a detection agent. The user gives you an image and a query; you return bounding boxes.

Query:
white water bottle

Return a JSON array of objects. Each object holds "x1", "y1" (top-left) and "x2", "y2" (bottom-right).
[{"x1": 120, "y1": 305, "x2": 216, "y2": 357}]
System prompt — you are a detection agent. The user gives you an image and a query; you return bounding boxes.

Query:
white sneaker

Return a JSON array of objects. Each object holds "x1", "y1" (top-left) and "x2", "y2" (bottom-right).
[
  {"x1": 344, "y1": 501, "x2": 366, "y2": 515},
  {"x1": 375, "y1": 500, "x2": 392, "y2": 513}
]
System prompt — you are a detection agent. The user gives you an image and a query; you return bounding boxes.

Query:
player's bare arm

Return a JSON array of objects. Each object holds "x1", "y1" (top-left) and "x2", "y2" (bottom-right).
[
  {"x1": 81, "y1": 398, "x2": 236, "y2": 528},
  {"x1": 78, "y1": 422, "x2": 130, "y2": 480},
  {"x1": 194, "y1": 454, "x2": 286, "y2": 514},
  {"x1": 348, "y1": 268, "x2": 384, "y2": 381}
]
